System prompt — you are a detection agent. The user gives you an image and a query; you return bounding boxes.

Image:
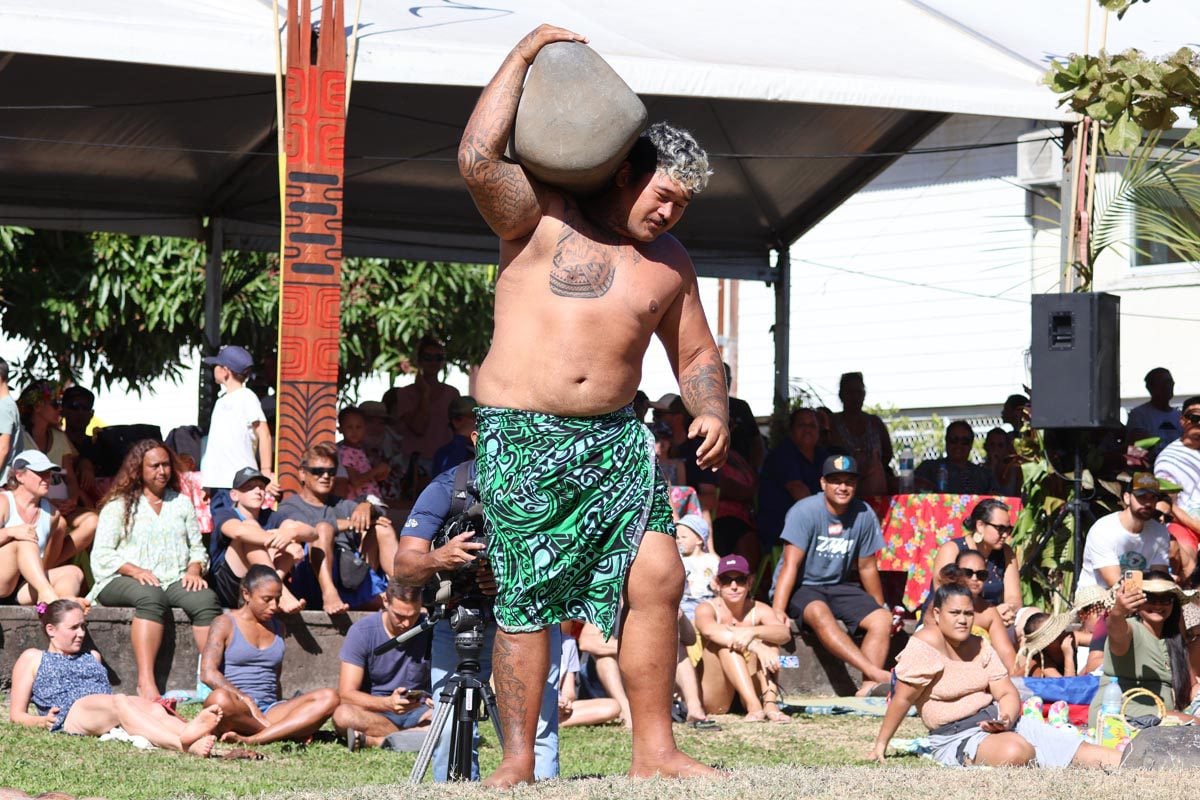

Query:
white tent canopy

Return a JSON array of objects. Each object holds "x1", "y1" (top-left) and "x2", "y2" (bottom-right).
[{"x1": 0, "y1": 0, "x2": 1070, "y2": 280}]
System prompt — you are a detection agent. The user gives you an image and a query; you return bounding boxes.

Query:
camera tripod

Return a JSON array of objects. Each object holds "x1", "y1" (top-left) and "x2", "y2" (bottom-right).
[{"x1": 408, "y1": 607, "x2": 503, "y2": 783}]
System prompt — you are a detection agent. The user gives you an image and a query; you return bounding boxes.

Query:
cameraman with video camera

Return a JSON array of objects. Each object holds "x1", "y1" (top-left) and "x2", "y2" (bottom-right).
[{"x1": 395, "y1": 457, "x2": 562, "y2": 782}]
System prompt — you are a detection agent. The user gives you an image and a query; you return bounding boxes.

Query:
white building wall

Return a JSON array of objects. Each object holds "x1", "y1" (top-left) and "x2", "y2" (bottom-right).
[{"x1": 1035, "y1": 170, "x2": 1200, "y2": 407}]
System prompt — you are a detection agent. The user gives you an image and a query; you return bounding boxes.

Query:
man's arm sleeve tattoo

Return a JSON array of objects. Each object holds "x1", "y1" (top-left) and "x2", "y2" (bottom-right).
[{"x1": 679, "y1": 351, "x2": 729, "y2": 423}]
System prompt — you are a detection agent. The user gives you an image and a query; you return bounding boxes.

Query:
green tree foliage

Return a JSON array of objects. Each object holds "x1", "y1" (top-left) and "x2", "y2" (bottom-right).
[
  {"x1": 1045, "y1": 46, "x2": 1200, "y2": 155},
  {"x1": 0, "y1": 227, "x2": 495, "y2": 390}
]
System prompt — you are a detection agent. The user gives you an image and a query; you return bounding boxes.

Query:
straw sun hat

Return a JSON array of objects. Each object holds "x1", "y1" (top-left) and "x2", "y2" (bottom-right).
[{"x1": 1017, "y1": 581, "x2": 1198, "y2": 674}]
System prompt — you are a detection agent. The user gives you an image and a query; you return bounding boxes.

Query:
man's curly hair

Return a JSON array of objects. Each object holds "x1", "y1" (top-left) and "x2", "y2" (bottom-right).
[{"x1": 628, "y1": 122, "x2": 712, "y2": 194}]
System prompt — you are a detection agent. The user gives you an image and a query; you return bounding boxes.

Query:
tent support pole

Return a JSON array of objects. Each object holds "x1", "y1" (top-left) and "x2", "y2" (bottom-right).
[
  {"x1": 773, "y1": 245, "x2": 791, "y2": 421},
  {"x1": 200, "y1": 217, "x2": 224, "y2": 430}
]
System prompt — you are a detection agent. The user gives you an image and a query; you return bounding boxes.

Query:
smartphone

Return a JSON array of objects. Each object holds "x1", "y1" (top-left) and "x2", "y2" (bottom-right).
[
  {"x1": 1124, "y1": 569, "x2": 1143, "y2": 594},
  {"x1": 405, "y1": 689, "x2": 428, "y2": 701}
]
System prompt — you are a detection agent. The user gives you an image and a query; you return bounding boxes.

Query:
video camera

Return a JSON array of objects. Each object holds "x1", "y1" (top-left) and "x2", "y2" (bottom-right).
[
  {"x1": 425, "y1": 491, "x2": 492, "y2": 608},
  {"x1": 421, "y1": 466, "x2": 495, "y2": 656}
]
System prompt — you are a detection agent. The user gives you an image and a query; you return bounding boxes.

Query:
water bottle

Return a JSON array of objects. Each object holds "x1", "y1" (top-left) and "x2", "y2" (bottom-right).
[
  {"x1": 898, "y1": 446, "x2": 914, "y2": 493},
  {"x1": 1096, "y1": 676, "x2": 1123, "y2": 746},
  {"x1": 936, "y1": 461, "x2": 949, "y2": 492}
]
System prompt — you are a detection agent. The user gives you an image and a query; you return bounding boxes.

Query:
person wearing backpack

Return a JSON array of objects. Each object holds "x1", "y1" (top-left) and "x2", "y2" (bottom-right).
[{"x1": 394, "y1": 458, "x2": 562, "y2": 782}]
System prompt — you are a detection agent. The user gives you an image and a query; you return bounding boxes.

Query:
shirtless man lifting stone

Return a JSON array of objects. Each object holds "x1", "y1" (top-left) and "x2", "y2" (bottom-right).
[{"x1": 457, "y1": 24, "x2": 729, "y2": 786}]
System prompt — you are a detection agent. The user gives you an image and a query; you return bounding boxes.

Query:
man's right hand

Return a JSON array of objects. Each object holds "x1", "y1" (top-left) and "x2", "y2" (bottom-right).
[
  {"x1": 435, "y1": 531, "x2": 486, "y2": 571},
  {"x1": 514, "y1": 24, "x2": 588, "y2": 66},
  {"x1": 389, "y1": 687, "x2": 423, "y2": 713}
]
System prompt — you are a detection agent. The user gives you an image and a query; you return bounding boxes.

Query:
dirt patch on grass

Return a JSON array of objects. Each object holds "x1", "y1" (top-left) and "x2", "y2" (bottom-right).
[{"x1": 265, "y1": 764, "x2": 1200, "y2": 800}]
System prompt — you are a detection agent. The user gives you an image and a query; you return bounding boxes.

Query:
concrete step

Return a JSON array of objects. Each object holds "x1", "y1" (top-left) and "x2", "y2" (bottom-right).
[{"x1": 776, "y1": 621, "x2": 908, "y2": 699}]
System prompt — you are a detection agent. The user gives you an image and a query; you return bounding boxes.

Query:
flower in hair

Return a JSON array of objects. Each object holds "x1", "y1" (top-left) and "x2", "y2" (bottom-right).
[{"x1": 36, "y1": 602, "x2": 48, "y2": 614}]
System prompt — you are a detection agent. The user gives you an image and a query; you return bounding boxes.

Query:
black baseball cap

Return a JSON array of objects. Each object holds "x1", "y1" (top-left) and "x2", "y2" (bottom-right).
[
  {"x1": 232, "y1": 466, "x2": 269, "y2": 490},
  {"x1": 822, "y1": 454, "x2": 858, "y2": 477}
]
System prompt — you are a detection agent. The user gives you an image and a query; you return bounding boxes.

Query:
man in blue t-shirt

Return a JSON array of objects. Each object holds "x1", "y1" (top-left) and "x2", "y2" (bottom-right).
[
  {"x1": 394, "y1": 459, "x2": 561, "y2": 782},
  {"x1": 770, "y1": 454, "x2": 893, "y2": 695},
  {"x1": 332, "y1": 579, "x2": 433, "y2": 750}
]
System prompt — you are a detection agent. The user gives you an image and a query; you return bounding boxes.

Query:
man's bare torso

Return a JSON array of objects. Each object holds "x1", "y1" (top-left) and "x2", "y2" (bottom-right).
[{"x1": 474, "y1": 192, "x2": 691, "y2": 417}]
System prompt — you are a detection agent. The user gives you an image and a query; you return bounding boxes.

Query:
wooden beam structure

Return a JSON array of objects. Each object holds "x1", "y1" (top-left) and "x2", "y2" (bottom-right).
[{"x1": 274, "y1": 0, "x2": 346, "y2": 494}]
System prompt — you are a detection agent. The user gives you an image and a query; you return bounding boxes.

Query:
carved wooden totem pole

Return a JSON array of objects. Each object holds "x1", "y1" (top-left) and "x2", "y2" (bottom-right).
[{"x1": 275, "y1": 0, "x2": 346, "y2": 494}]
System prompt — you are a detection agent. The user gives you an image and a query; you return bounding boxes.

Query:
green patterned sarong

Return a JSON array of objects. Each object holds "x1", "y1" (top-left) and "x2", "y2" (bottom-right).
[{"x1": 475, "y1": 405, "x2": 675, "y2": 638}]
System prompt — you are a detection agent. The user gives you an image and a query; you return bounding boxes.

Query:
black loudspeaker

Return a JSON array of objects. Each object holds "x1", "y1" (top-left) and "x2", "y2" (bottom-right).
[{"x1": 1030, "y1": 292, "x2": 1121, "y2": 429}]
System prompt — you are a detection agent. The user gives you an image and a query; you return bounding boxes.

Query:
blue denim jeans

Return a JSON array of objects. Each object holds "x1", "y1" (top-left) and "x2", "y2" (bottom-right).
[{"x1": 430, "y1": 620, "x2": 561, "y2": 781}]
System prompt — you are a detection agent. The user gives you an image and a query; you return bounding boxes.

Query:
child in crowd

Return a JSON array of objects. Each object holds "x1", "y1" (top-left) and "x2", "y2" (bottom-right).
[
  {"x1": 674, "y1": 515, "x2": 721, "y2": 730},
  {"x1": 199, "y1": 346, "x2": 276, "y2": 513},
  {"x1": 209, "y1": 467, "x2": 316, "y2": 614},
  {"x1": 1016, "y1": 611, "x2": 1076, "y2": 677},
  {"x1": 677, "y1": 514, "x2": 718, "y2": 621},
  {"x1": 337, "y1": 406, "x2": 387, "y2": 503},
  {"x1": 359, "y1": 400, "x2": 406, "y2": 504}
]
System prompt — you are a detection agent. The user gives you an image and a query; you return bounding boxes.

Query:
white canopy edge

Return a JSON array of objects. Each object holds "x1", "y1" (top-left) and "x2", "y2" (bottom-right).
[{"x1": 4, "y1": 1, "x2": 1068, "y2": 121}]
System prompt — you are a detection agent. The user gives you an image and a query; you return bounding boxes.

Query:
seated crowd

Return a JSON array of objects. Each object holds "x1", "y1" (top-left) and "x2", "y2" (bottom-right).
[{"x1": 7, "y1": 344, "x2": 1200, "y2": 772}]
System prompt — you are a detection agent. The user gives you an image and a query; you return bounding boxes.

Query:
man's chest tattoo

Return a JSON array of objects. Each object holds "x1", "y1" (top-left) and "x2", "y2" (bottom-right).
[{"x1": 549, "y1": 206, "x2": 639, "y2": 299}]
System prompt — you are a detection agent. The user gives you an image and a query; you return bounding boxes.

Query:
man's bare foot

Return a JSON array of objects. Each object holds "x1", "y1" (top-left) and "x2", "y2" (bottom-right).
[
  {"x1": 220, "y1": 731, "x2": 248, "y2": 744},
  {"x1": 743, "y1": 710, "x2": 766, "y2": 722},
  {"x1": 180, "y1": 706, "x2": 223, "y2": 752},
  {"x1": 482, "y1": 759, "x2": 535, "y2": 788},
  {"x1": 136, "y1": 681, "x2": 161, "y2": 702},
  {"x1": 185, "y1": 734, "x2": 217, "y2": 758},
  {"x1": 322, "y1": 590, "x2": 349, "y2": 616},
  {"x1": 629, "y1": 749, "x2": 721, "y2": 779}
]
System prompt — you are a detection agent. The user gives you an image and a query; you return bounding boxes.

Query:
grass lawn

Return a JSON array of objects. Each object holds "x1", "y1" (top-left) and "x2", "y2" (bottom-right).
[
  {"x1": 5, "y1": 705, "x2": 1200, "y2": 800},
  {"x1": 0, "y1": 703, "x2": 925, "y2": 799}
]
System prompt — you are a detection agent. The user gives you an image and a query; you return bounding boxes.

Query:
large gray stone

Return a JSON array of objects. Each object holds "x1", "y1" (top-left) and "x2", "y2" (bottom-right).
[
  {"x1": 511, "y1": 42, "x2": 647, "y2": 195},
  {"x1": 1121, "y1": 724, "x2": 1200, "y2": 769},
  {"x1": 0, "y1": 606, "x2": 363, "y2": 695}
]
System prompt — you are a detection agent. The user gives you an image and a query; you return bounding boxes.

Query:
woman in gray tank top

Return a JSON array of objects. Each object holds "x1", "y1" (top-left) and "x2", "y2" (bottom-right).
[
  {"x1": 0, "y1": 450, "x2": 87, "y2": 606},
  {"x1": 200, "y1": 566, "x2": 340, "y2": 745}
]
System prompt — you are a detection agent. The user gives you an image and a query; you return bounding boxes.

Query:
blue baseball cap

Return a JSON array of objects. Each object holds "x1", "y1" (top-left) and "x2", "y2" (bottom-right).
[
  {"x1": 203, "y1": 345, "x2": 254, "y2": 374},
  {"x1": 822, "y1": 454, "x2": 858, "y2": 477}
]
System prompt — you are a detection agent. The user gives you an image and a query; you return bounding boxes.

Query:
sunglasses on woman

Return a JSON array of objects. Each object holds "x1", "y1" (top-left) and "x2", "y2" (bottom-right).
[
  {"x1": 959, "y1": 569, "x2": 988, "y2": 581},
  {"x1": 1143, "y1": 593, "x2": 1175, "y2": 606},
  {"x1": 986, "y1": 522, "x2": 1014, "y2": 536},
  {"x1": 717, "y1": 574, "x2": 749, "y2": 586}
]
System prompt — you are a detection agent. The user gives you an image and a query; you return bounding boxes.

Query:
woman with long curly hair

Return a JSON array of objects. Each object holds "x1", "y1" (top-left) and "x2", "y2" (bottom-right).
[{"x1": 88, "y1": 440, "x2": 221, "y2": 700}]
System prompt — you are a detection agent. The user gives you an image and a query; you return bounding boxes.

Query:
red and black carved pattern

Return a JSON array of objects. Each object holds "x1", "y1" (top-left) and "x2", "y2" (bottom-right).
[
  {"x1": 276, "y1": 380, "x2": 339, "y2": 489},
  {"x1": 276, "y1": 0, "x2": 347, "y2": 496}
]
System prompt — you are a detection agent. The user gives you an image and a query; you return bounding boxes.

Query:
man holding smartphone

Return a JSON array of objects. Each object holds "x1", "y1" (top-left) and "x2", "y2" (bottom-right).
[
  {"x1": 1078, "y1": 472, "x2": 1171, "y2": 589},
  {"x1": 332, "y1": 579, "x2": 433, "y2": 751}
]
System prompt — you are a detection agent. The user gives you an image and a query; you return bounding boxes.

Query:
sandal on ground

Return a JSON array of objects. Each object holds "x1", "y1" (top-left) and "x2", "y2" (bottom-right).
[
  {"x1": 346, "y1": 728, "x2": 366, "y2": 753},
  {"x1": 686, "y1": 718, "x2": 722, "y2": 731}
]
